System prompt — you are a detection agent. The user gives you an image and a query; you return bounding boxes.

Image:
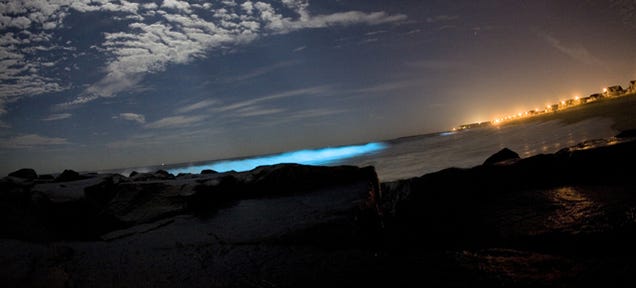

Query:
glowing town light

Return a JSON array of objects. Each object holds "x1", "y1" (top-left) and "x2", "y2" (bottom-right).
[
  {"x1": 561, "y1": 100, "x2": 565, "y2": 105},
  {"x1": 167, "y1": 142, "x2": 388, "y2": 174},
  {"x1": 575, "y1": 96, "x2": 580, "y2": 100},
  {"x1": 603, "y1": 88, "x2": 608, "y2": 93}
]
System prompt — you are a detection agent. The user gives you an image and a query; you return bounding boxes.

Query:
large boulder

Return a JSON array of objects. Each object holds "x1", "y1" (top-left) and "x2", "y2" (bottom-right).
[
  {"x1": 130, "y1": 170, "x2": 175, "y2": 182},
  {"x1": 55, "y1": 170, "x2": 84, "y2": 182},
  {"x1": 483, "y1": 148, "x2": 520, "y2": 165},
  {"x1": 616, "y1": 129, "x2": 636, "y2": 139},
  {"x1": 8, "y1": 168, "x2": 38, "y2": 180}
]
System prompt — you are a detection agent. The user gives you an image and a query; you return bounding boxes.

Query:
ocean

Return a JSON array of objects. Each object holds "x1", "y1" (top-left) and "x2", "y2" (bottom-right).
[{"x1": 164, "y1": 116, "x2": 619, "y2": 182}]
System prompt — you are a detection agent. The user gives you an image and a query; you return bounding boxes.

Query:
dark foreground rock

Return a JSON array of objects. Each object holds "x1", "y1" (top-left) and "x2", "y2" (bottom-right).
[
  {"x1": 8, "y1": 168, "x2": 38, "y2": 180},
  {"x1": 377, "y1": 133, "x2": 636, "y2": 287},
  {"x1": 483, "y1": 147, "x2": 519, "y2": 165},
  {"x1": 2, "y1": 131, "x2": 636, "y2": 287}
]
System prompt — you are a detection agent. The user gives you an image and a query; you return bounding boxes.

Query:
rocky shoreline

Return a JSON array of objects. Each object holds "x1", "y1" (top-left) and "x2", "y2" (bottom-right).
[{"x1": 2, "y1": 131, "x2": 636, "y2": 287}]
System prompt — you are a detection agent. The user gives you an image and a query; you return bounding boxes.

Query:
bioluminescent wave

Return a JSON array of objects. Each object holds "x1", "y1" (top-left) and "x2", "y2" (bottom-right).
[{"x1": 168, "y1": 142, "x2": 388, "y2": 175}]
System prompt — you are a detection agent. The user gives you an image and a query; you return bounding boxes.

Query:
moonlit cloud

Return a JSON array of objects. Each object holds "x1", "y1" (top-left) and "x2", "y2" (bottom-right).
[
  {"x1": 52, "y1": 1, "x2": 406, "y2": 108},
  {"x1": 213, "y1": 86, "x2": 329, "y2": 113},
  {"x1": 292, "y1": 45, "x2": 306, "y2": 52},
  {"x1": 144, "y1": 115, "x2": 207, "y2": 129},
  {"x1": 117, "y1": 113, "x2": 146, "y2": 124},
  {"x1": 42, "y1": 113, "x2": 72, "y2": 121},
  {"x1": 223, "y1": 61, "x2": 299, "y2": 83},
  {"x1": 1, "y1": 0, "x2": 405, "y2": 114},
  {"x1": 352, "y1": 80, "x2": 419, "y2": 94},
  {"x1": 175, "y1": 99, "x2": 218, "y2": 114},
  {"x1": 0, "y1": 134, "x2": 68, "y2": 149},
  {"x1": 540, "y1": 33, "x2": 606, "y2": 67},
  {"x1": 426, "y1": 15, "x2": 458, "y2": 23}
]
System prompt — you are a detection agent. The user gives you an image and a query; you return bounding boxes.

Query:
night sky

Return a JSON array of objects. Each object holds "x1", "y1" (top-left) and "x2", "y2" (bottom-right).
[{"x1": 1, "y1": 0, "x2": 635, "y2": 174}]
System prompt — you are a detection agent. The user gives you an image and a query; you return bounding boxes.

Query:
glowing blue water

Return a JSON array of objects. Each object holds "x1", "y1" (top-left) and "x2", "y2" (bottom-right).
[{"x1": 168, "y1": 142, "x2": 387, "y2": 175}]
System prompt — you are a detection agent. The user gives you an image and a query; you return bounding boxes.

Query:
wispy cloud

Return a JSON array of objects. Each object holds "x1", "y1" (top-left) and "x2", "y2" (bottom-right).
[
  {"x1": 352, "y1": 80, "x2": 418, "y2": 94},
  {"x1": 42, "y1": 113, "x2": 72, "y2": 121},
  {"x1": 234, "y1": 106, "x2": 285, "y2": 117},
  {"x1": 426, "y1": 15, "x2": 459, "y2": 23},
  {"x1": 365, "y1": 30, "x2": 386, "y2": 36},
  {"x1": 115, "y1": 112, "x2": 146, "y2": 124},
  {"x1": 540, "y1": 33, "x2": 606, "y2": 67},
  {"x1": 0, "y1": 134, "x2": 69, "y2": 149},
  {"x1": 175, "y1": 99, "x2": 217, "y2": 114},
  {"x1": 144, "y1": 115, "x2": 207, "y2": 129},
  {"x1": 292, "y1": 46, "x2": 306, "y2": 52},
  {"x1": 214, "y1": 86, "x2": 329, "y2": 113},
  {"x1": 222, "y1": 61, "x2": 299, "y2": 83},
  {"x1": 257, "y1": 108, "x2": 347, "y2": 127}
]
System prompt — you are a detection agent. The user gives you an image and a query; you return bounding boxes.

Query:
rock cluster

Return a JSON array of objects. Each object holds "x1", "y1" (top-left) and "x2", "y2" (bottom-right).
[{"x1": 1, "y1": 164, "x2": 378, "y2": 241}]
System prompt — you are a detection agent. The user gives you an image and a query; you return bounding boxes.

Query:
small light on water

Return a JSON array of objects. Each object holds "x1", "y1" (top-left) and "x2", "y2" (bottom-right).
[{"x1": 168, "y1": 142, "x2": 388, "y2": 175}]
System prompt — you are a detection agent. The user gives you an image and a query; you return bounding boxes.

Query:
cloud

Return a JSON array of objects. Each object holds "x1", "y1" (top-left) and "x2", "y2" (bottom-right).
[
  {"x1": 222, "y1": 61, "x2": 299, "y2": 83},
  {"x1": 144, "y1": 115, "x2": 207, "y2": 129},
  {"x1": 116, "y1": 112, "x2": 146, "y2": 124},
  {"x1": 426, "y1": 15, "x2": 459, "y2": 23},
  {"x1": 540, "y1": 33, "x2": 606, "y2": 67},
  {"x1": 234, "y1": 106, "x2": 285, "y2": 117},
  {"x1": 275, "y1": 11, "x2": 407, "y2": 31},
  {"x1": 352, "y1": 80, "x2": 418, "y2": 94},
  {"x1": 55, "y1": 1, "x2": 405, "y2": 107},
  {"x1": 42, "y1": 113, "x2": 72, "y2": 121},
  {"x1": 0, "y1": 134, "x2": 69, "y2": 149},
  {"x1": 214, "y1": 86, "x2": 329, "y2": 112},
  {"x1": 365, "y1": 30, "x2": 386, "y2": 36},
  {"x1": 1, "y1": 0, "x2": 406, "y2": 115},
  {"x1": 175, "y1": 99, "x2": 217, "y2": 114},
  {"x1": 0, "y1": 0, "x2": 146, "y2": 113},
  {"x1": 292, "y1": 45, "x2": 306, "y2": 52},
  {"x1": 161, "y1": 0, "x2": 192, "y2": 13}
]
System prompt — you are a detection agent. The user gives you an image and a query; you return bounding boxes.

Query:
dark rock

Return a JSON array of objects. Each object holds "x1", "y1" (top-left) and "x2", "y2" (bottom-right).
[
  {"x1": 153, "y1": 169, "x2": 175, "y2": 179},
  {"x1": 616, "y1": 129, "x2": 636, "y2": 138},
  {"x1": 101, "y1": 181, "x2": 186, "y2": 225},
  {"x1": 129, "y1": 171, "x2": 139, "y2": 177},
  {"x1": 379, "y1": 136, "x2": 636, "y2": 250},
  {"x1": 55, "y1": 170, "x2": 83, "y2": 182},
  {"x1": 200, "y1": 169, "x2": 217, "y2": 174},
  {"x1": 129, "y1": 170, "x2": 175, "y2": 182},
  {"x1": 8, "y1": 168, "x2": 38, "y2": 180},
  {"x1": 38, "y1": 174, "x2": 55, "y2": 181},
  {"x1": 483, "y1": 148, "x2": 520, "y2": 165}
]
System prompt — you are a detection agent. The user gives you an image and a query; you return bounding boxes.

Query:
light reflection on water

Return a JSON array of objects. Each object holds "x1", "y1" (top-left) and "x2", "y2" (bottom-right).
[{"x1": 344, "y1": 117, "x2": 618, "y2": 181}]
